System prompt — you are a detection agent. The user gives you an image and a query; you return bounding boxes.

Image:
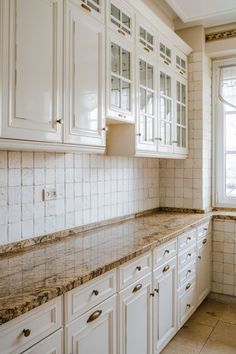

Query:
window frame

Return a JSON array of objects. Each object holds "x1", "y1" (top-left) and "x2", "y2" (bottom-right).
[{"x1": 213, "y1": 57, "x2": 236, "y2": 207}]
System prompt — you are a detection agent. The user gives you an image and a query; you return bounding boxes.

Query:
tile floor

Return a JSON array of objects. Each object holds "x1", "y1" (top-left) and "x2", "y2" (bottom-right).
[{"x1": 161, "y1": 298, "x2": 236, "y2": 354}]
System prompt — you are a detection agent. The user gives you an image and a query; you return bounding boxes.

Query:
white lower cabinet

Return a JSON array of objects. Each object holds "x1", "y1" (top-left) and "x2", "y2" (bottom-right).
[
  {"x1": 118, "y1": 274, "x2": 152, "y2": 354},
  {"x1": 153, "y1": 257, "x2": 177, "y2": 354},
  {"x1": 65, "y1": 295, "x2": 117, "y2": 354},
  {"x1": 22, "y1": 329, "x2": 63, "y2": 354}
]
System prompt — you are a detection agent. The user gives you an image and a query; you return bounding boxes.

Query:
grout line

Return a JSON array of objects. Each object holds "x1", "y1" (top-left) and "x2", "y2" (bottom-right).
[{"x1": 199, "y1": 318, "x2": 219, "y2": 353}]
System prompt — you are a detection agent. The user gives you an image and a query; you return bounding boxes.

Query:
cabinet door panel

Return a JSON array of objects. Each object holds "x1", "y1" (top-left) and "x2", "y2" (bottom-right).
[
  {"x1": 1, "y1": 0, "x2": 62, "y2": 142},
  {"x1": 119, "y1": 274, "x2": 152, "y2": 354},
  {"x1": 174, "y1": 76, "x2": 188, "y2": 155},
  {"x1": 22, "y1": 329, "x2": 63, "y2": 354},
  {"x1": 197, "y1": 235, "x2": 212, "y2": 305},
  {"x1": 65, "y1": 1, "x2": 105, "y2": 147}
]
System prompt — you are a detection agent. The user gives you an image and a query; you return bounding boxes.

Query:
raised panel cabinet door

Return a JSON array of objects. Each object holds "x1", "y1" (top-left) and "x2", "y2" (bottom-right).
[
  {"x1": 65, "y1": 295, "x2": 117, "y2": 354},
  {"x1": 1, "y1": 0, "x2": 63, "y2": 142},
  {"x1": 119, "y1": 274, "x2": 152, "y2": 354},
  {"x1": 197, "y1": 236, "x2": 212, "y2": 306},
  {"x1": 22, "y1": 329, "x2": 63, "y2": 354},
  {"x1": 153, "y1": 258, "x2": 177, "y2": 354},
  {"x1": 64, "y1": 1, "x2": 106, "y2": 147}
]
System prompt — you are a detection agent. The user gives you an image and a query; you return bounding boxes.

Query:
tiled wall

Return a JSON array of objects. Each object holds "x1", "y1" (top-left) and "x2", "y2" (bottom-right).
[
  {"x1": 212, "y1": 219, "x2": 236, "y2": 296},
  {"x1": 0, "y1": 151, "x2": 159, "y2": 244},
  {"x1": 160, "y1": 51, "x2": 212, "y2": 210}
]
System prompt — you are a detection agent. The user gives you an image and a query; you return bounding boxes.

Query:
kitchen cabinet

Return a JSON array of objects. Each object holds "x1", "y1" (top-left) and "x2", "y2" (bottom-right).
[
  {"x1": 118, "y1": 274, "x2": 152, "y2": 354},
  {"x1": 136, "y1": 16, "x2": 156, "y2": 58},
  {"x1": 159, "y1": 37, "x2": 173, "y2": 68},
  {"x1": 1, "y1": 0, "x2": 63, "y2": 143},
  {"x1": 22, "y1": 329, "x2": 63, "y2": 354},
  {"x1": 65, "y1": 295, "x2": 117, "y2": 354},
  {"x1": 153, "y1": 257, "x2": 177, "y2": 354},
  {"x1": 64, "y1": 0, "x2": 106, "y2": 148},
  {"x1": 79, "y1": 0, "x2": 104, "y2": 23},
  {"x1": 175, "y1": 49, "x2": 187, "y2": 79},
  {"x1": 174, "y1": 76, "x2": 188, "y2": 155},
  {"x1": 107, "y1": 0, "x2": 134, "y2": 41}
]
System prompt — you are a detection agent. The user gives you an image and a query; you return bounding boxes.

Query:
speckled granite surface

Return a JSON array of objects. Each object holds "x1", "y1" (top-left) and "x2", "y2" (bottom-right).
[{"x1": 0, "y1": 211, "x2": 212, "y2": 325}]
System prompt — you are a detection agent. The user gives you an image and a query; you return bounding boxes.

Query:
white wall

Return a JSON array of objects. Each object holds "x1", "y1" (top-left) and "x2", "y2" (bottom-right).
[{"x1": 0, "y1": 152, "x2": 159, "y2": 244}]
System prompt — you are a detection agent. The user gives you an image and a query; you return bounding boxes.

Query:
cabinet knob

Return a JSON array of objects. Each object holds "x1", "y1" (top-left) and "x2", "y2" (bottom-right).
[
  {"x1": 204, "y1": 227, "x2": 208, "y2": 231},
  {"x1": 164, "y1": 249, "x2": 170, "y2": 254},
  {"x1": 187, "y1": 237, "x2": 191, "y2": 241},
  {"x1": 118, "y1": 113, "x2": 126, "y2": 118},
  {"x1": 56, "y1": 119, "x2": 64, "y2": 125},
  {"x1": 23, "y1": 329, "x2": 31, "y2": 337},
  {"x1": 188, "y1": 269, "x2": 191, "y2": 273},
  {"x1": 136, "y1": 266, "x2": 142, "y2": 271},
  {"x1": 187, "y1": 253, "x2": 192, "y2": 257},
  {"x1": 150, "y1": 292, "x2": 155, "y2": 297},
  {"x1": 136, "y1": 133, "x2": 142, "y2": 136},
  {"x1": 203, "y1": 238, "x2": 207, "y2": 244},
  {"x1": 154, "y1": 288, "x2": 159, "y2": 293},
  {"x1": 186, "y1": 304, "x2": 191, "y2": 308},
  {"x1": 155, "y1": 137, "x2": 162, "y2": 141},
  {"x1": 81, "y1": 3, "x2": 91, "y2": 12},
  {"x1": 101, "y1": 127, "x2": 108, "y2": 132},
  {"x1": 198, "y1": 255, "x2": 202, "y2": 260},
  {"x1": 92, "y1": 290, "x2": 99, "y2": 296}
]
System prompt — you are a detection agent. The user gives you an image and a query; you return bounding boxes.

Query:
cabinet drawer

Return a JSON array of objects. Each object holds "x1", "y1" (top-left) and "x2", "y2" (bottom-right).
[
  {"x1": 0, "y1": 297, "x2": 62, "y2": 354},
  {"x1": 153, "y1": 239, "x2": 177, "y2": 269},
  {"x1": 178, "y1": 229, "x2": 196, "y2": 252},
  {"x1": 178, "y1": 261, "x2": 196, "y2": 288},
  {"x1": 153, "y1": 256, "x2": 177, "y2": 279},
  {"x1": 22, "y1": 328, "x2": 63, "y2": 354},
  {"x1": 65, "y1": 270, "x2": 117, "y2": 323},
  {"x1": 178, "y1": 280, "x2": 196, "y2": 327},
  {"x1": 178, "y1": 244, "x2": 196, "y2": 269},
  {"x1": 118, "y1": 252, "x2": 152, "y2": 290},
  {"x1": 197, "y1": 232, "x2": 211, "y2": 249},
  {"x1": 197, "y1": 221, "x2": 211, "y2": 240}
]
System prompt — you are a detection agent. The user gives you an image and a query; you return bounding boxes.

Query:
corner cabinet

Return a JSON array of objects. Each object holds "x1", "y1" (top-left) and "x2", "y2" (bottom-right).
[
  {"x1": 64, "y1": 0, "x2": 106, "y2": 148},
  {"x1": 0, "y1": 0, "x2": 63, "y2": 143}
]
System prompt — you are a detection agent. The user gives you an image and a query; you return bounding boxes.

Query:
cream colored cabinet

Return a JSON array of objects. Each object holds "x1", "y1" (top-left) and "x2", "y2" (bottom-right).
[
  {"x1": 0, "y1": 0, "x2": 63, "y2": 143},
  {"x1": 119, "y1": 274, "x2": 152, "y2": 354},
  {"x1": 175, "y1": 49, "x2": 187, "y2": 79},
  {"x1": 196, "y1": 233, "x2": 212, "y2": 306},
  {"x1": 107, "y1": 0, "x2": 134, "y2": 41},
  {"x1": 79, "y1": 0, "x2": 104, "y2": 23},
  {"x1": 65, "y1": 295, "x2": 117, "y2": 354},
  {"x1": 174, "y1": 76, "x2": 188, "y2": 155},
  {"x1": 153, "y1": 257, "x2": 177, "y2": 354},
  {"x1": 22, "y1": 329, "x2": 63, "y2": 354},
  {"x1": 159, "y1": 37, "x2": 173, "y2": 69},
  {"x1": 64, "y1": 0, "x2": 106, "y2": 148}
]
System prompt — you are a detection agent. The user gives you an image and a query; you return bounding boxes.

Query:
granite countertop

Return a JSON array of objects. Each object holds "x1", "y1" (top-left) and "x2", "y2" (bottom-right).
[{"x1": 0, "y1": 211, "x2": 213, "y2": 325}]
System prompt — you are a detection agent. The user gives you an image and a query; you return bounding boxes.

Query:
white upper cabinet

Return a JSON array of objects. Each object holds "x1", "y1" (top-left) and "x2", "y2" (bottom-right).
[
  {"x1": 79, "y1": 0, "x2": 104, "y2": 23},
  {"x1": 175, "y1": 49, "x2": 188, "y2": 79},
  {"x1": 1, "y1": 0, "x2": 63, "y2": 143},
  {"x1": 64, "y1": 0, "x2": 106, "y2": 148},
  {"x1": 106, "y1": 31, "x2": 134, "y2": 123},
  {"x1": 137, "y1": 16, "x2": 156, "y2": 59},
  {"x1": 174, "y1": 76, "x2": 188, "y2": 155},
  {"x1": 107, "y1": 0, "x2": 134, "y2": 41},
  {"x1": 158, "y1": 66, "x2": 174, "y2": 154},
  {"x1": 136, "y1": 55, "x2": 157, "y2": 152},
  {"x1": 159, "y1": 37, "x2": 173, "y2": 69}
]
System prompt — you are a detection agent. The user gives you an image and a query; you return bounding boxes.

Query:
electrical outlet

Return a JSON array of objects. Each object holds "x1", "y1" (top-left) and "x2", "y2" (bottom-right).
[{"x1": 43, "y1": 187, "x2": 57, "y2": 201}]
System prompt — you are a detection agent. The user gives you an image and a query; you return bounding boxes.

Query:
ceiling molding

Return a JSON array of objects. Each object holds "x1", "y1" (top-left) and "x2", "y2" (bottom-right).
[{"x1": 206, "y1": 28, "x2": 236, "y2": 42}]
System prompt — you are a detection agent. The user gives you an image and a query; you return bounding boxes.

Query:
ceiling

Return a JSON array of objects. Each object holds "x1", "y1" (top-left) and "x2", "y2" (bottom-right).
[{"x1": 163, "y1": 0, "x2": 236, "y2": 28}]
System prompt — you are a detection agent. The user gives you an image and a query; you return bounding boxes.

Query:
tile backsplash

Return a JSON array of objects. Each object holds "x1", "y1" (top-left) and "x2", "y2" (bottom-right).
[{"x1": 0, "y1": 151, "x2": 159, "y2": 244}]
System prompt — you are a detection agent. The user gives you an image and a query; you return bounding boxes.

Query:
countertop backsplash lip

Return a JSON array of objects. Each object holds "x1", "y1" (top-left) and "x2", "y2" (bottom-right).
[{"x1": 0, "y1": 211, "x2": 212, "y2": 325}]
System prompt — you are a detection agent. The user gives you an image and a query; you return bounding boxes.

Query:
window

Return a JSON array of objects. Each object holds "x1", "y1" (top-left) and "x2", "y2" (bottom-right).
[{"x1": 214, "y1": 58, "x2": 236, "y2": 206}]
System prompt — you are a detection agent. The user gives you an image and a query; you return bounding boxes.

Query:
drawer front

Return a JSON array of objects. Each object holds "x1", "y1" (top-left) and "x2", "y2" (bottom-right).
[
  {"x1": 118, "y1": 252, "x2": 152, "y2": 290},
  {"x1": 154, "y1": 256, "x2": 177, "y2": 278},
  {"x1": 178, "y1": 244, "x2": 196, "y2": 269},
  {"x1": 0, "y1": 297, "x2": 62, "y2": 354},
  {"x1": 22, "y1": 328, "x2": 63, "y2": 354},
  {"x1": 153, "y1": 239, "x2": 177, "y2": 269},
  {"x1": 178, "y1": 262, "x2": 196, "y2": 288},
  {"x1": 197, "y1": 232, "x2": 211, "y2": 249},
  {"x1": 65, "y1": 270, "x2": 117, "y2": 323},
  {"x1": 178, "y1": 229, "x2": 196, "y2": 253},
  {"x1": 178, "y1": 281, "x2": 196, "y2": 326},
  {"x1": 197, "y1": 221, "x2": 211, "y2": 240}
]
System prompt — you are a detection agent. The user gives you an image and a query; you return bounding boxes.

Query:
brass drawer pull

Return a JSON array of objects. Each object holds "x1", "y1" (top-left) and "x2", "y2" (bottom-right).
[
  {"x1": 144, "y1": 46, "x2": 150, "y2": 53},
  {"x1": 101, "y1": 127, "x2": 108, "y2": 132},
  {"x1": 92, "y1": 289, "x2": 99, "y2": 296},
  {"x1": 56, "y1": 119, "x2": 64, "y2": 125},
  {"x1": 164, "y1": 60, "x2": 170, "y2": 65},
  {"x1": 133, "y1": 283, "x2": 142, "y2": 293},
  {"x1": 136, "y1": 266, "x2": 142, "y2": 271},
  {"x1": 23, "y1": 329, "x2": 31, "y2": 337},
  {"x1": 87, "y1": 310, "x2": 102, "y2": 323},
  {"x1": 150, "y1": 292, "x2": 155, "y2": 297},
  {"x1": 180, "y1": 71, "x2": 184, "y2": 75},
  {"x1": 163, "y1": 265, "x2": 170, "y2": 273},
  {"x1": 118, "y1": 29, "x2": 125, "y2": 36},
  {"x1": 81, "y1": 3, "x2": 91, "y2": 12},
  {"x1": 185, "y1": 283, "x2": 191, "y2": 290},
  {"x1": 203, "y1": 238, "x2": 207, "y2": 244}
]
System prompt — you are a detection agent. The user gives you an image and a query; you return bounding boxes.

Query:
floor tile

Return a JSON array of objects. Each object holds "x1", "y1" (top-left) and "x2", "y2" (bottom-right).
[
  {"x1": 221, "y1": 303, "x2": 236, "y2": 325},
  {"x1": 200, "y1": 340, "x2": 236, "y2": 354}
]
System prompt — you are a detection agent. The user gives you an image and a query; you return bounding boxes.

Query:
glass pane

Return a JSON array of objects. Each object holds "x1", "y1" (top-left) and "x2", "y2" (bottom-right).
[
  {"x1": 160, "y1": 43, "x2": 165, "y2": 54},
  {"x1": 147, "y1": 64, "x2": 153, "y2": 90},
  {"x1": 147, "y1": 32, "x2": 153, "y2": 45},
  {"x1": 177, "y1": 81, "x2": 181, "y2": 102},
  {"x1": 139, "y1": 115, "x2": 145, "y2": 141},
  {"x1": 161, "y1": 121, "x2": 165, "y2": 142},
  {"x1": 121, "y1": 81, "x2": 130, "y2": 111},
  {"x1": 147, "y1": 117, "x2": 154, "y2": 141},
  {"x1": 111, "y1": 76, "x2": 120, "y2": 108},
  {"x1": 176, "y1": 56, "x2": 180, "y2": 65},
  {"x1": 182, "y1": 106, "x2": 186, "y2": 126},
  {"x1": 140, "y1": 60, "x2": 146, "y2": 87},
  {"x1": 122, "y1": 12, "x2": 130, "y2": 29},
  {"x1": 166, "y1": 99, "x2": 171, "y2": 122},
  {"x1": 166, "y1": 47, "x2": 171, "y2": 59},
  {"x1": 226, "y1": 154, "x2": 236, "y2": 197},
  {"x1": 147, "y1": 91, "x2": 154, "y2": 115},
  {"x1": 177, "y1": 103, "x2": 181, "y2": 124},
  {"x1": 140, "y1": 88, "x2": 146, "y2": 113},
  {"x1": 182, "y1": 128, "x2": 186, "y2": 147},
  {"x1": 160, "y1": 97, "x2": 165, "y2": 120},
  {"x1": 182, "y1": 84, "x2": 186, "y2": 104},
  {"x1": 122, "y1": 49, "x2": 130, "y2": 80},
  {"x1": 225, "y1": 114, "x2": 236, "y2": 151},
  {"x1": 166, "y1": 75, "x2": 171, "y2": 97},
  {"x1": 177, "y1": 126, "x2": 181, "y2": 147},
  {"x1": 111, "y1": 4, "x2": 120, "y2": 21},
  {"x1": 166, "y1": 123, "x2": 171, "y2": 145},
  {"x1": 111, "y1": 43, "x2": 120, "y2": 75},
  {"x1": 88, "y1": 0, "x2": 99, "y2": 12},
  {"x1": 160, "y1": 72, "x2": 165, "y2": 95},
  {"x1": 140, "y1": 27, "x2": 146, "y2": 40},
  {"x1": 181, "y1": 58, "x2": 186, "y2": 69}
]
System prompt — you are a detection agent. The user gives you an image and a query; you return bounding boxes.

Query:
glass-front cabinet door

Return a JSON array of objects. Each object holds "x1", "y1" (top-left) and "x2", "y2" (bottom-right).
[
  {"x1": 159, "y1": 38, "x2": 173, "y2": 68},
  {"x1": 80, "y1": 0, "x2": 104, "y2": 22},
  {"x1": 108, "y1": 0, "x2": 134, "y2": 40},
  {"x1": 106, "y1": 33, "x2": 134, "y2": 122},
  {"x1": 175, "y1": 49, "x2": 187, "y2": 79},
  {"x1": 175, "y1": 77, "x2": 187, "y2": 154},
  {"x1": 136, "y1": 57, "x2": 157, "y2": 152},
  {"x1": 158, "y1": 68, "x2": 174, "y2": 153}
]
